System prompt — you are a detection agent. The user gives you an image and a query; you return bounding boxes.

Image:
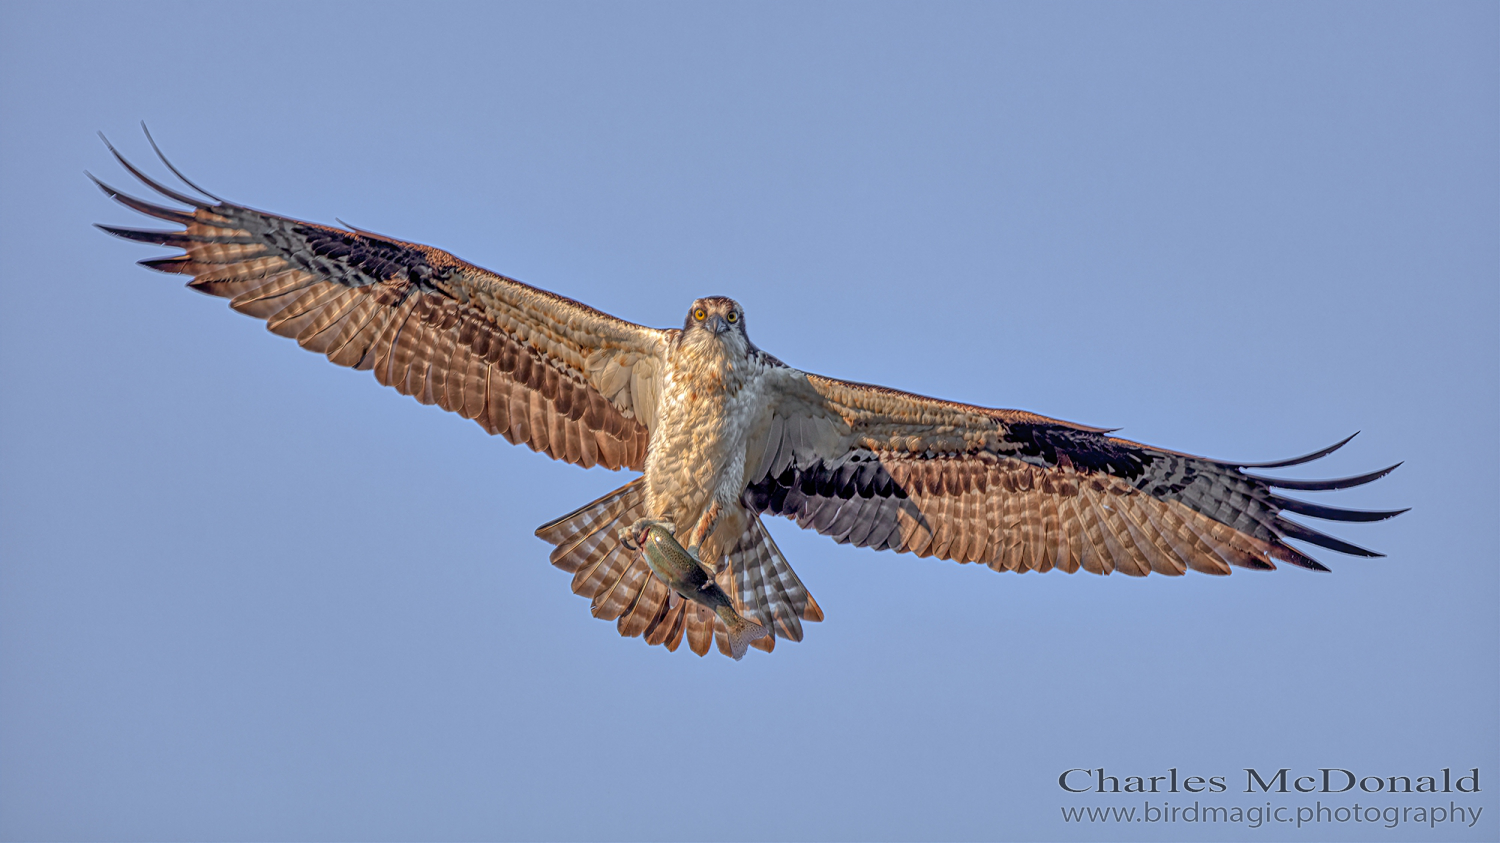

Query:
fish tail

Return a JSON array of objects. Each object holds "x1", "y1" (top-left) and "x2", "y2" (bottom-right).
[{"x1": 715, "y1": 607, "x2": 770, "y2": 661}]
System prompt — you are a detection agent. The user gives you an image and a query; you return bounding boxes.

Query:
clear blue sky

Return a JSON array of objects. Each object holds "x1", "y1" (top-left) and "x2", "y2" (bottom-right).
[{"x1": 1, "y1": 2, "x2": 1494, "y2": 841}]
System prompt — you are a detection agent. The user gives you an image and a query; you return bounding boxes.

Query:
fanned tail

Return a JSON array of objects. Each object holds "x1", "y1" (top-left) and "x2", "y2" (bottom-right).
[{"x1": 537, "y1": 491, "x2": 822, "y2": 658}]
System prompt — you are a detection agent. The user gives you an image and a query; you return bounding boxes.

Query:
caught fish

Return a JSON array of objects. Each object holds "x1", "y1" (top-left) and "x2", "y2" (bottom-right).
[{"x1": 637, "y1": 524, "x2": 770, "y2": 660}]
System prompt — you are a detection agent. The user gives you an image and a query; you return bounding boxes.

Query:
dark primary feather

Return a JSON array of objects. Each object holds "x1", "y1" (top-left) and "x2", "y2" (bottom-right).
[
  {"x1": 141, "y1": 122, "x2": 224, "y2": 202},
  {"x1": 1243, "y1": 463, "x2": 1401, "y2": 491},
  {"x1": 1274, "y1": 517, "x2": 1385, "y2": 558},
  {"x1": 88, "y1": 173, "x2": 196, "y2": 224},
  {"x1": 1232, "y1": 433, "x2": 1359, "y2": 468},
  {"x1": 1270, "y1": 494, "x2": 1408, "y2": 523},
  {"x1": 98, "y1": 132, "x2": 209, "y2": 208}
]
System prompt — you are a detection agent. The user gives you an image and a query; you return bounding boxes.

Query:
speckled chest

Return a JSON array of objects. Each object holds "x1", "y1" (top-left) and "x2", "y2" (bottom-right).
[{"x1": 645, "y1": 347, "x2": 769, "y2": 517}]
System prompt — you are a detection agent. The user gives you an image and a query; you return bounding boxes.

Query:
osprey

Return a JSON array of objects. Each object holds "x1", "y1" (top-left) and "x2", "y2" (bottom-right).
[{"x1": 94, "y1": 134, "x2": 1404, "y2": 659}]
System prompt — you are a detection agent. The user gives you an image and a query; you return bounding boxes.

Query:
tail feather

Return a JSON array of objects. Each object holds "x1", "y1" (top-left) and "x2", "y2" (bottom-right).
[
  {"x1": 657, "y1": 598, "x2": 690, "y2": 651},
  {"x1": 536, "y1": 490, "x2": 821, "y2": 658},
  {"x1": 590, "y1": 548, "x2": 653, "y2": 621},
  {"x1": 617, "y1": 572, "x2": 671, "y2": 638},
  {"x1": 728, "y1": 514, "x2": 823, "y2": 643},
  {"x1": 684, "y1": 602, "x2": 717, "y2": 656},
  {"x1": 536, "y1": 479, "x2": 645, "y2": 569},
  {"x1": 644, "y1": 595, "x2": 686, "y2": 649}
]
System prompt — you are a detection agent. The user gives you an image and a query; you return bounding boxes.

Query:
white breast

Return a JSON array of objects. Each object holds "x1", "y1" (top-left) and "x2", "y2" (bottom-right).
[{"x1": 644, "y1": 347, "x2": 770, "y2": 526}]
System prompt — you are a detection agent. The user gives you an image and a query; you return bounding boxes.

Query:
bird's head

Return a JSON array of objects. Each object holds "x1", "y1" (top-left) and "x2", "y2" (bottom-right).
[{"x1": 681, "y1": 296, "x2": 748, "y2": 352}]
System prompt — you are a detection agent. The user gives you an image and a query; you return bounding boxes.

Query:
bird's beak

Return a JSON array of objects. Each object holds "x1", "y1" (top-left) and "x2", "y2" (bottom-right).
[{"x1": 707, "y1": 314, "x2": 730, "y2": 335}]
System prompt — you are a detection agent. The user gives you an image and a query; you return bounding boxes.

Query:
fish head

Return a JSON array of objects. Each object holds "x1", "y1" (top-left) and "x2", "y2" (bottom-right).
[{"x1": 640, "y1": 523, "x2": 676, "y2": 551}]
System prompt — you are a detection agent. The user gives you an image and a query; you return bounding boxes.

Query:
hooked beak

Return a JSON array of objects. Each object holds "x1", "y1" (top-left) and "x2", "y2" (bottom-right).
[{"x1": 707, "y1": 314, "x2": 730, "y2": 335}]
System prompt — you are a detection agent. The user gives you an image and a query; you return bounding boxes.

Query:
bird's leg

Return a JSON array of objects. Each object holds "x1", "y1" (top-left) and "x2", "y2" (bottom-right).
[
  {"x1": 618, "y1": 517, "x2": 675, "y2": 551},
  {"x1": 683, "y1": 501, "x2": 723, "y2": 562}
]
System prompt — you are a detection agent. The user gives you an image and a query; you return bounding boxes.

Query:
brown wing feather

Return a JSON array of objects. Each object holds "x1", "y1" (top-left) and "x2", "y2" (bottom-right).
[
  {"x1": 746, "y1": 368, "x2": 1404, "y2": 576},
  {"x1": 94, "y1": 142, "x2": 665, "y2": 471}
]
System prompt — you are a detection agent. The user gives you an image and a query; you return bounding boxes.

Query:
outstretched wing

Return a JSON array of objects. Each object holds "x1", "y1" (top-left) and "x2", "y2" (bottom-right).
[
  {"x1": 743, "y1": 366, "x2": 1404, "y2": 575},
  {"x1": 94, "y1": 135, "x2": 666, "y2": 471}
]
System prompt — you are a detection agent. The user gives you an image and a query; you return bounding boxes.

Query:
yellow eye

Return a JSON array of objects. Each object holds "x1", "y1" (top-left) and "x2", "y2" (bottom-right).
[
  {"x1": 694, "y1": 308, "x2": 707, "y2": 321},
  {"x1": 727, "y1": 312, "x2": 738, "y2": 323}
]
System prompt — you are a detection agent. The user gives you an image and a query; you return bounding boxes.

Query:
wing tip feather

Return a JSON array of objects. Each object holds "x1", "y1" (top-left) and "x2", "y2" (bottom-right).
[
  {"x1": 1234, "y1": 432, "x2": 1358, "y2": 469},
  {"x1": 1271, "y1": 494, "x2": 1410, "y2": 523},
  {"x1": 1247, "y1": 461, "x2": 1402, "y2": 492},
  {"x1": 137, "y1": 255, "x2": 192, "y2": 274},
  {"x1": 98, "y1": 129, "x2": 213, "y2": 210},
  {"x1": 140, "y1": 121, "x2": 224, "y2": 202},
  {"x1": 1276, "y1": 516, "x2": 1384, "y2": 558}
]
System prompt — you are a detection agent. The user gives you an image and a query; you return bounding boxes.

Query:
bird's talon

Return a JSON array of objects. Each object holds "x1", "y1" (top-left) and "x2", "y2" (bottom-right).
[
  {"x1": 617, "y1": 529, "x2": 639, "y2": 552},
  {"x1": 620, "y1": 517, "x2": 677, "y2": 552}
]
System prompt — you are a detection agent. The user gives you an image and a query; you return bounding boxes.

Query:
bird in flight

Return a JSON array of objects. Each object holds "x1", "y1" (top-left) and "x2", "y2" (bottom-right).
[{"x1": 94, "y1": 131, "x2": 1404, "y2": 659}]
